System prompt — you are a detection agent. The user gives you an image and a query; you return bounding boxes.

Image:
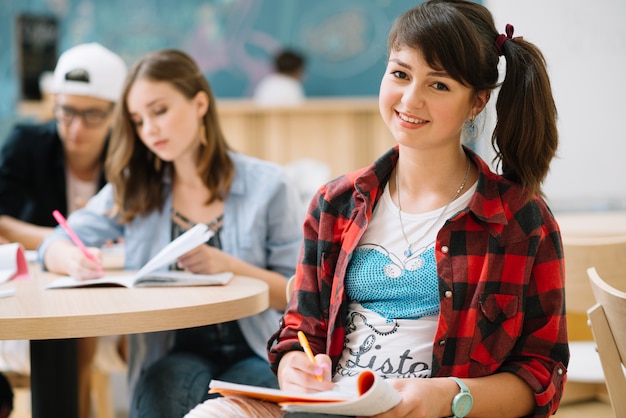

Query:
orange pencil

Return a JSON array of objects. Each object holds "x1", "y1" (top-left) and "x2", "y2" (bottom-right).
[{"x1": 297, "y1": 331, "x2": 323, "y2": 381}]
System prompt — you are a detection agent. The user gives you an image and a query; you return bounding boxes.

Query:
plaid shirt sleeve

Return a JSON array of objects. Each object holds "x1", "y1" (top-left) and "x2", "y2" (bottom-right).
[
  {"x1": 433, "y1": 155, "x2": 568, "y2": 417},
  {"x1": 266, "y1": 187, "x2": 347, "y2": 370}
]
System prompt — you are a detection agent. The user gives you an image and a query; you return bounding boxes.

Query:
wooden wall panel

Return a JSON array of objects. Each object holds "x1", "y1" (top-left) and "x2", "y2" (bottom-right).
[{"x1": 217, "y1": 98, "x2": 394, "y2": 179}]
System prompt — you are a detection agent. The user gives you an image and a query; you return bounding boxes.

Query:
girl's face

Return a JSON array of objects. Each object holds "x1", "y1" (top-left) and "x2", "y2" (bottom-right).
[
  {"x1": 126, "y1": 79, "x2": 208, "y2": 163},
  {"x1": 379, "y1": 47, "x2": 486, "y2": 150}
]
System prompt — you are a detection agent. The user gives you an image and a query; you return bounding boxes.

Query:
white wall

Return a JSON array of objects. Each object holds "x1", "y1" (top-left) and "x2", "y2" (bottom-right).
[{"x1": 484, "y1": 0, "x2": 626, "y2": 212}]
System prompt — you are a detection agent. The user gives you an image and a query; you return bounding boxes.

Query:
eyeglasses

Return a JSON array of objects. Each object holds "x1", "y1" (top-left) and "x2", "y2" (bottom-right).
[{"x1": 55, "y1": 105, "x2": 113, "y2": 128}]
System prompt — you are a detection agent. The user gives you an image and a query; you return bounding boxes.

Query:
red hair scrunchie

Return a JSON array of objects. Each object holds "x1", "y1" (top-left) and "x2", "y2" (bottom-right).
[{"x1": 495, "y1": 23, "x2": 517, "y2": 56}]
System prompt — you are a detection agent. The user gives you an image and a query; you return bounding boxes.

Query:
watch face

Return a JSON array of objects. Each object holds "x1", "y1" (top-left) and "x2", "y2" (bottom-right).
[{"x1": 453, "y1": 393, "x2": 473, "y2": 416}]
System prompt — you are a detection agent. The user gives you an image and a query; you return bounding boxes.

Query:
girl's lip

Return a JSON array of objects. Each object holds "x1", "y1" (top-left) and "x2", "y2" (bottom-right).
[{"x1": 152, "y1": 139, "x2": 168, "y2": 148}]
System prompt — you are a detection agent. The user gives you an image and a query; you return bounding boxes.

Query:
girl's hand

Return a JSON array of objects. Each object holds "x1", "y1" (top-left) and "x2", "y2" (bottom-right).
[
  {"x1": 277, "y1": 350, "x2": 335, "y2": 393},
  {"x1": 176, "y1": 244, "x2": 233, "y2": 274},
  {"x1": 176, "y1": 243, "x2": 288, "y2": 311},
  {"x1": 67, "y1": 246, "x2": 103, "y2": 280},
  {"x1": 364, "y1": 377, "x2": 456, "y2": 418}
]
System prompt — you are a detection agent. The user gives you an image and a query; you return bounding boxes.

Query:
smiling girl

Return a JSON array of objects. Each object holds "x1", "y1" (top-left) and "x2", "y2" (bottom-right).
[{"x1": 265, "y1": 1, "x2": 567, "y2": 417}]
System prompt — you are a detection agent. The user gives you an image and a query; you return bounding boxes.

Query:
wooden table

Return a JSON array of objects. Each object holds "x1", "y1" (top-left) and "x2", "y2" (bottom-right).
[{"x1": 0, "y1": 269, "x2": 269, "y2": 418}]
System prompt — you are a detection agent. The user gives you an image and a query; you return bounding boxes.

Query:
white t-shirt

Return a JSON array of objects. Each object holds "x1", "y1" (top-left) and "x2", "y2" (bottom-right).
[
  {"x1": 334, "y1": 180, "x2": 476, "y2": 386},
  {"x1": 253, "y1": 73, "x2": 305, "y2": 106},
  {"x1": 66, "y1": 168, "x2": 99, "y2": 214}
]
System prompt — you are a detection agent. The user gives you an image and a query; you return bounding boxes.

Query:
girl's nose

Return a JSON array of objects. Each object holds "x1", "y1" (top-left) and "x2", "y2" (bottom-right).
[
  {"x1": 402, "y1": 84, "x2": 425, "y2": 108},
  {"x1": 141, "y1": 118, "x2": 157, "y2": 137}
]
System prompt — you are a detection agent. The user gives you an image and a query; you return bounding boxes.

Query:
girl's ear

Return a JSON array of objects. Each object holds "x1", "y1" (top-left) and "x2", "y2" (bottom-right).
[
  {"x1": 472, "y1": 89, "x2": 490, "y2": 116},
  {"x1": 194, "y1": 91, "x2": 209, "y2": 117}
]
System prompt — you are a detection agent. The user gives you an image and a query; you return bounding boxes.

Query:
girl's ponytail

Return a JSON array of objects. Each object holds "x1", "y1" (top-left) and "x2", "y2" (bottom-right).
[{"x1": 492, "y1": 25, "x2": 558, "y2": 198}]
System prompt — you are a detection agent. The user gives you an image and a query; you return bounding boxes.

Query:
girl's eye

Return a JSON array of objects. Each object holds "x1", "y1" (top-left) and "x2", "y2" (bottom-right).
[
  {"x1": 432, "y1": 82, "x2": 449, "y2": 91},
  {"x1": 131, "y1": 118, "x2": 143, "y2": 127},
  {"x1": 391, "y1": 70, "x2": 409, "y2": 80},
  {"x1": 154, "y1": 107, "x2": 167, "y2": 115}
]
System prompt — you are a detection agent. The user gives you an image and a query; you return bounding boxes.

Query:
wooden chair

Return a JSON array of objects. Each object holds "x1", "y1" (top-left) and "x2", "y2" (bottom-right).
[
  {"x1": 286, "y1": 275, "x2": 296, "y2": 303},
  {"x1": 587, "y1": 267, "x2": 626, "y2": 418},
  {"x1": 561, "y1": 234, "x2": 626, "y2": 404}
]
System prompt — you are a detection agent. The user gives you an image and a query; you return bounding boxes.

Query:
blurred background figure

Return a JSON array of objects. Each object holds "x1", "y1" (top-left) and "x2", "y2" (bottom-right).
[
  {"x1": 0, "y1": 42, "x2": 127, "y2": 249},
  {"x1": 0, "y1": 42, "x2": 127, "y2": 418},
  {"x1": 253, "y1": 49, "x2": 306, "y2": 106}
]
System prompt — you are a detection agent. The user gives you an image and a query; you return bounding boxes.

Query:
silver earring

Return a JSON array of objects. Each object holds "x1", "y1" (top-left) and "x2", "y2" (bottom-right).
[{"x1": 464, "y1": 117, "x2": 477, "y2": 143}]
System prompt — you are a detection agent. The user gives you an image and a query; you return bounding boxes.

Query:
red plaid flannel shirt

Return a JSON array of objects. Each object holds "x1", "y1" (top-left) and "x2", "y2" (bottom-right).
[{"x1": 268, "y1": 146, "x2": 568, "y2": 417}]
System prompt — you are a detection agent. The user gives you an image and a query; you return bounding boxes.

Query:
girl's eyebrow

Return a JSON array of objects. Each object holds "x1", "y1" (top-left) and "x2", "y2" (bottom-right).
[
  {"x1": 128, "y1": 97, "x2": 166, "y2": 116},
  {"x1": 388, "y1": 57, "x2": 411, "y2": 70},
  {"x1": 145, "y1": 97, "x2": 166, "y2": 108},
  {"x1": 428, "y1": 70, "x2": 452, "y2": 79},
  {"x1": 389, "y1": 58, "x2": 453, "y2": 79}
]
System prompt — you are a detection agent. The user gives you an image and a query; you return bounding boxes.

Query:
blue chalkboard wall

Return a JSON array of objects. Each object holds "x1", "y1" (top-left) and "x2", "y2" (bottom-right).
[{"x1": 0, "y1": 1, "x2": 431, "y2": 110}]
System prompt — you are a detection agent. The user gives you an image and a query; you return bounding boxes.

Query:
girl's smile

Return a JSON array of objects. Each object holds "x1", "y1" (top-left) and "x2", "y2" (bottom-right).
[{"x1": 396, "y1": 110, "x2": 429, "y2": 127}]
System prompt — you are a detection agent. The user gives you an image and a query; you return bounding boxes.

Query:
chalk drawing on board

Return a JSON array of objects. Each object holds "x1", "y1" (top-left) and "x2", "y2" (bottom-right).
[
  {"x1": 297, "y1": 3, "x2": 390, "y2": 78},
  {"x1": 185, "y1": 1, "x2": 282, "y2": 95}
]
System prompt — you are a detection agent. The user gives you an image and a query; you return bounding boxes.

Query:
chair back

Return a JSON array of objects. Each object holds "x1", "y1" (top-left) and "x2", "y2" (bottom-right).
[
  {"x1": 587, "y1": 266, "x2": 626, "y2": 418},
  {"x1": 563, "y1": 235, "x2": 626, "y2": 340},
  {"x1": 286, "y1": 275, "x2": 295, "y2": 303}
]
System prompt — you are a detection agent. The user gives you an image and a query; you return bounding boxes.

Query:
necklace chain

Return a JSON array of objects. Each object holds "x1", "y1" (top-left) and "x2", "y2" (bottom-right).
[{"x1": 396, "y1": 158, "x2": 471, "y2": 258}]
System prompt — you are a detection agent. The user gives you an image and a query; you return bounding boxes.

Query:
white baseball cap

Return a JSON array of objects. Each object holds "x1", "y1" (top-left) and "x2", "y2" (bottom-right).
[{"x1": 52, "y1": 43, "x2": 127, "y2": 102}]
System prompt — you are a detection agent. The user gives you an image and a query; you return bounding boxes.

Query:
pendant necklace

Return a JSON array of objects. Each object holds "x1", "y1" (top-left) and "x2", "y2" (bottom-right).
[{"x1": 396, "y1": 158, "x2": 470, "y2": 258}]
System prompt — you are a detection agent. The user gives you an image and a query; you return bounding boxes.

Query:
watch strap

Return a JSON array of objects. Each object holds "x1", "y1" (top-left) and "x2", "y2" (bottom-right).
[
  {"x1": 449, "y1": 376, "x2": 470, "y2": 392},
  {"x1": 448, "y1": 376, "x2": 473, "y2": 418}
]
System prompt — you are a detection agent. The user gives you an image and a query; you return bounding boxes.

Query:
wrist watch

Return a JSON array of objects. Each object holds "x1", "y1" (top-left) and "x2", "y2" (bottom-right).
[{"x1": 449, "y1": 377, "x2": 473, "y2": 418}]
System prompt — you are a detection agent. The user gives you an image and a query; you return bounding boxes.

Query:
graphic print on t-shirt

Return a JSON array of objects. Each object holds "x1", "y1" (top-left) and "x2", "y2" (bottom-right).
[
  {"x1": 335, "y1": 242, "x2": 439, "y2": 382},
  {"x1": 346, "y1": 243, "x2": 440, "y2": 320}
]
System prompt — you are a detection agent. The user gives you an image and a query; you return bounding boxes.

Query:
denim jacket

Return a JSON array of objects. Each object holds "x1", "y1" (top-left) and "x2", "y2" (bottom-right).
[{"x1": 39, "y1": 151, "x2": 304, "y2": 395}]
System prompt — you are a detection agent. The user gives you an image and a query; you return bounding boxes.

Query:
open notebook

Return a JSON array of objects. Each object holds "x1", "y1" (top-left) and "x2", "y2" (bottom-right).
[
  {"x1": 47, "y1": 224, "x2": 233, "y2": 289},
  {"x1": 208, "y1": 369, "x2": 401, "y2": 415}
]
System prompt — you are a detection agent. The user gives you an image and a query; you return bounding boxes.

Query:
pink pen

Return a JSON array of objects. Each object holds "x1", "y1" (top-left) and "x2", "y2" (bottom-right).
[{"x1": 52, "y1": 210, "x2": 104, "y2": 275}]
